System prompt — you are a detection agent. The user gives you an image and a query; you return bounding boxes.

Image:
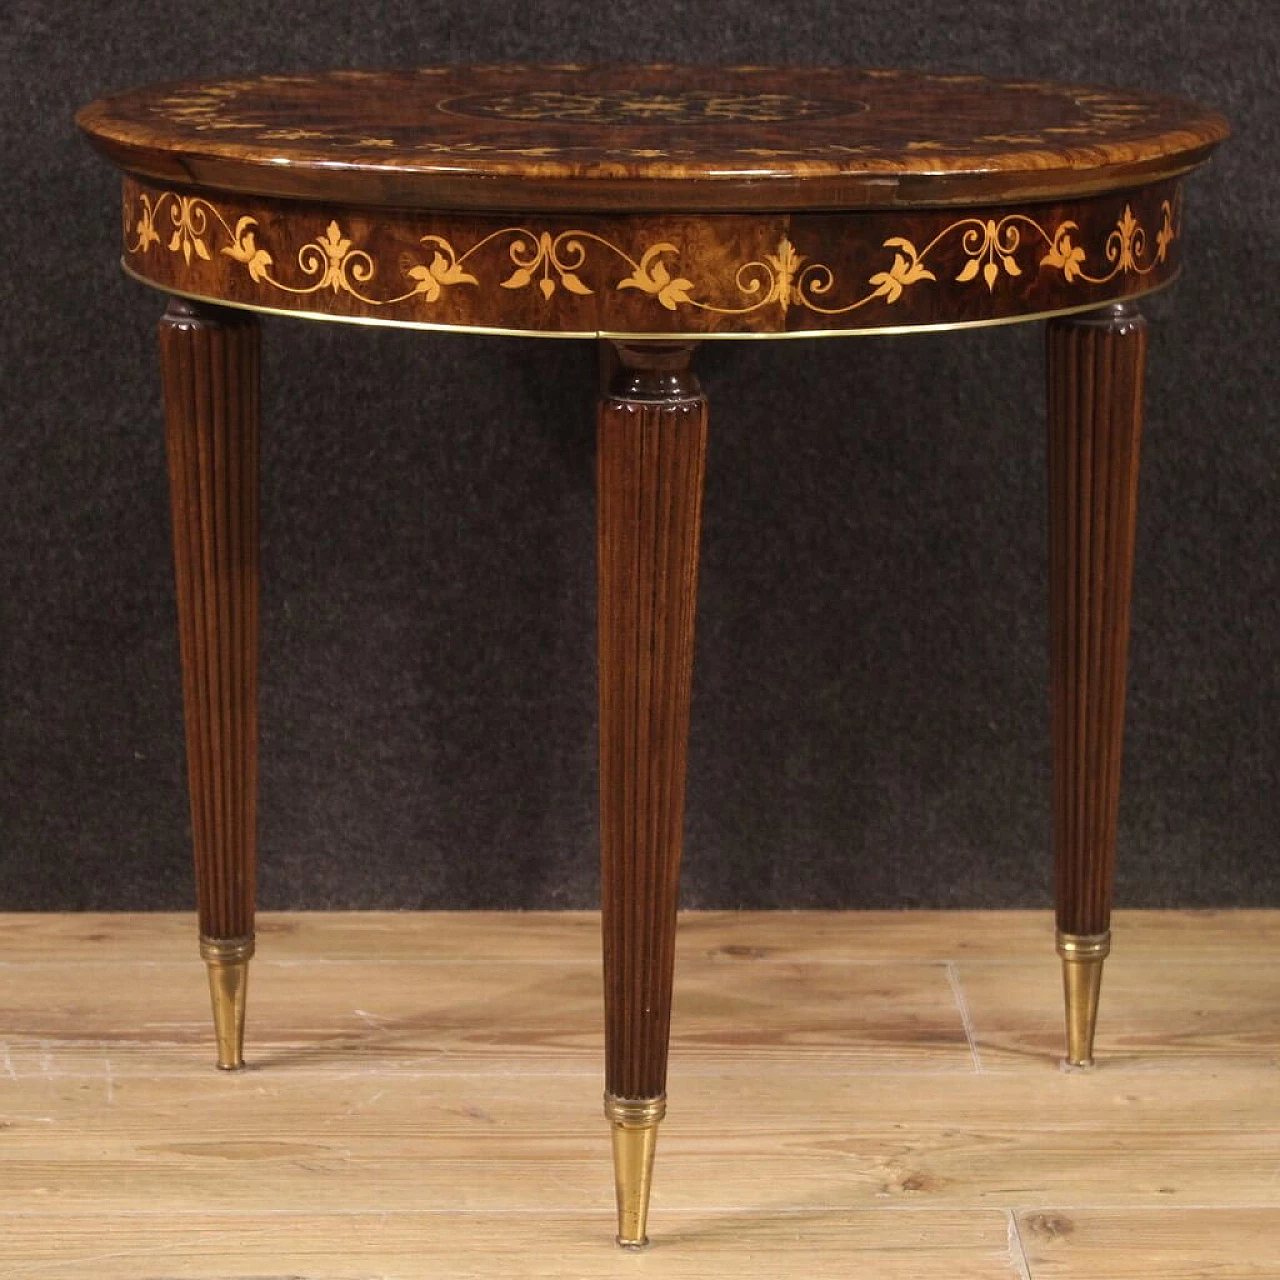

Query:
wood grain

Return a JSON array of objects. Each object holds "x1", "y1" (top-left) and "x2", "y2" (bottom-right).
[
  {"x1": 158, "y1": 298, "x2": 260, "y2": 944},
  {"x1": 959, "y1": 953, "x2": 1280, "y2": 1071},
  {"x1": 5, "y1": 1068, "x2": 1280, "y2": 1214},
  {"x1": 76, "y1": 67, "x2": 1229, "y2": 211},
  {"x1": 0, "y1": 1210, "x2": 1022, "y2": 1280},
  {"x1": 0, "y1": 958, "x2": 971, "y2": 1080},
  {"x1": 598, "y1": 342, "x2": 708, "y2": 1101},
  {"x1": 3, "y1": 908, "x2": 1274, "y2": 965},
  {"x1": 114, "y1": 174, "x2": 1187, "y2": 337},
  {"x1": 1017, "y1": 1208, "x2": 1280, "y2": 1279},
  {"x1": 2, "y1": 911, "x2": 1280, "y2": 1269},
  {"x1": 2, "y1": 912, "x2": 1277, "y2": 1274},
  {"x1": 1047, "y1": 304, "x2": 1147, "y2": 939}
]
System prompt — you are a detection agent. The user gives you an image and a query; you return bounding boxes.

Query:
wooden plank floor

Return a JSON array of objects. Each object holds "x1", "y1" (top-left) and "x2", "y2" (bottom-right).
[{"x1": 1, "y1": 910, "x2": 1277, "y2": 1277}]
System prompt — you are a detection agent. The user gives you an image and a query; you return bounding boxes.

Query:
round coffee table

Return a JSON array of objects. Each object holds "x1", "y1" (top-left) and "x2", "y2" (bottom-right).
[{"x1": 77, "y1": 66, "x2": 1227, "y2": 1247}]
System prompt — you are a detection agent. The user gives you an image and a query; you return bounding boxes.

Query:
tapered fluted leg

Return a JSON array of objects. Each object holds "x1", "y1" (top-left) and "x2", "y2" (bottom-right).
[
  {"x1": 598, "y1": 341, "x2": 707, "y2": 1247},
  {"x1": 1047, "y1": 302, "x2": 1147, "y2": 1067},
  {"x1": 158, "y1": 298, "x2": 260, "y2": 1071}
]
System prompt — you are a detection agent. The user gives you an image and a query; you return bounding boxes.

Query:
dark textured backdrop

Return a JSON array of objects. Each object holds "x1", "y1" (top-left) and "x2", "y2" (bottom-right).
[{"x1": 1, "y1": 2, "x2": 1276, "y2": 912}]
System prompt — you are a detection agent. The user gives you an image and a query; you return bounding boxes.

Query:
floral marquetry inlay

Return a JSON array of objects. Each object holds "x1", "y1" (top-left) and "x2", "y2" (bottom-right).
[
  {"x1": 83, "y1": 65, "x2": 1221, "y2": 182},
  {"x1": 138, "y1": 75, "x2": 1170, "y2": 161},
  {"x1": 439, "y1": 90, "x2": 860, "y2": 125},
  {"x1": 123, "y1": 184, "x2": 1182, "y2": 331},
  {"x1": 80, "y1": 68, "x2": 1227, "y2": 222}
]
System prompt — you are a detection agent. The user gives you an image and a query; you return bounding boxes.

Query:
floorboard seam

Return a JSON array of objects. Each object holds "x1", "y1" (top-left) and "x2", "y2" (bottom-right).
[
  {"x1": 1006, "y1": 1210, "x2": 1034, "y2": 1279},
  {"x1": 946, "y1": 961, "x2": 985, "y2": 1073}
]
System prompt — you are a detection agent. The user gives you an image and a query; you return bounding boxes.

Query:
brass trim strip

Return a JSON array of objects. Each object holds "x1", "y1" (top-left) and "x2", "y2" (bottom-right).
[
  {"x1": 603, "y1": 1093, "x2": 668, "y2": 1128},
  {"x1": 199, "y1": 935, "x2": 256, "y2": 965},
  {"x1": 1056, "y1": 930, "x2": 1112, "y2": 962},
  {"x1": 122, "y1": 257, "x2": 1179, "y2": 340}
]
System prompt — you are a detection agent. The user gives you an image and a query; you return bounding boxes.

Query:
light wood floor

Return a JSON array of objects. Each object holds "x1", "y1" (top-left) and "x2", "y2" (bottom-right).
[{"x1": 2, "y1": 910, "x2": 1278, "y2": 1278}]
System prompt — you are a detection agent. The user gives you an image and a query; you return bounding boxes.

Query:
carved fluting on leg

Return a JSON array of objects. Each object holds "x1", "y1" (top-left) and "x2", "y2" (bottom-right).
[
  {"x1": 1047, "y1": 303, "x2": 1147, "y2": 1067},
  {"x1": 158, "y1": 297, "x2": 261, "y2": 1071},
  {"x1": 598, "y1": 341, "x2": 707, "y2": 1246}
]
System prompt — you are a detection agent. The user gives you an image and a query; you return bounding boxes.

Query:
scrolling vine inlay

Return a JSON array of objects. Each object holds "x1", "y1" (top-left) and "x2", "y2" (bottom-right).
[{"x1": 125, "y1": 187, "x2": 1180, "y2": 320}]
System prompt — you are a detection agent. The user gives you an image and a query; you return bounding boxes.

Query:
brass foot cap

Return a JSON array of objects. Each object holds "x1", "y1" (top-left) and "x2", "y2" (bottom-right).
[
  {"x1": 1056, "y1": 930, "x2": 1110, "y2": 1068},
  {"x1": 200, "y1": 936, "x2": 254, "y2": 1071},
  {"x1": 605, "y1": 1094, "x2": 666, "y2": 1248}
]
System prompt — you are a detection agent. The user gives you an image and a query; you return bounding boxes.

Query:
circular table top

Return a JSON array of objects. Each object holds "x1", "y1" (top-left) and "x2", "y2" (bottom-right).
[{"x1": 77, "y1": 65, "x2": 1229, "y2": 211}]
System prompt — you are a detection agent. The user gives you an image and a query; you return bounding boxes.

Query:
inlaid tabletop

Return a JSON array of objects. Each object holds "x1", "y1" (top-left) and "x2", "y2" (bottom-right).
[
  {"x1": 77, "y1": 67, "x2": 1227, "y2": 336},
  {"x1": 77, "y1": 65, "x2": 1229, "y2": 210}
]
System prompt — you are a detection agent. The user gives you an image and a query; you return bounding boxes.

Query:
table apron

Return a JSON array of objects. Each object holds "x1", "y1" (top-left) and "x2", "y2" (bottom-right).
[{"x1": 118, "y1": 175, "x2": 1187, "y2": 337}]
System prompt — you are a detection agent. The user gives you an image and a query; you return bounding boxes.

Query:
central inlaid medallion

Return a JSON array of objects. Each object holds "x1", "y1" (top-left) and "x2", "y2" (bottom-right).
[{"x1": 438, "y1": 88, "x2": 861, "y2": 125}]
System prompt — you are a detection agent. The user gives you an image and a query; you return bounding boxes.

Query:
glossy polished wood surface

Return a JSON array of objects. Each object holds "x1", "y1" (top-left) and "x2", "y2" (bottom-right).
[
  {"x1": 115, "y1": 173, "x2": 1186, "y2": 338},
  {"x1": 79, "y1": 68, "x2": 1227, "y2": 339},
  {"x1": 158, "y1": 299, "x2": 260, "y2": 945},
  {"x1": 597, "y1": 343, "x2": 707, "y2": 1101},
  {"x1": 1047, "y1": 305, "x2": 1147, "y2": 940},
  {"x1": 77, "y1": 66, "x2": 1229, "y2": 210}
]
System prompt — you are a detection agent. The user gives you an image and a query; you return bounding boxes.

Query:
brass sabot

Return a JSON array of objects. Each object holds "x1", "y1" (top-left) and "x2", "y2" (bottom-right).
[
  {"x1": 200, "y1": 935, "x2": 255, "y2": 1071},
  {"x1": 1057, "y1": 930, "x2": 1110, "y2": 1067},
  {"x1": 604, "y1": 1094, "x2": 667, "y2": 1248}
]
